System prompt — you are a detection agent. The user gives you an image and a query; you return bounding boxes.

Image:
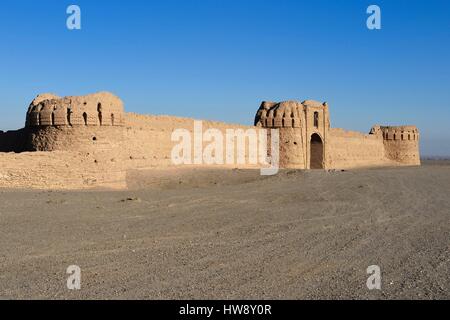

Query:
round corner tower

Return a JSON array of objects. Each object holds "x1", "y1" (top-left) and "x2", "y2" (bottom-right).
[
  {"x1": 379, "y1": 126, "x2": 420, "y2": 165},
  {"x1": 24, "y1": 92, "x2": 126, "y2": 151}
]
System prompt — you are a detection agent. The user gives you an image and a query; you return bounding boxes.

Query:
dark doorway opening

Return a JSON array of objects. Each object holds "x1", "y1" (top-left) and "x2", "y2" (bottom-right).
[{"x1": 310, "y1": 133, "x2": 324, "y2": 169}]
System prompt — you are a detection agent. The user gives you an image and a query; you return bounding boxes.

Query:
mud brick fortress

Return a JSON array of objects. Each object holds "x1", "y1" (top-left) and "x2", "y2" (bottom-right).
[
  {"x1": 0, "y1": 92, "x2": 420, "y2": 189},
  {"x1": 255, "y1": 100, "x2": 420, "y2": 169}
]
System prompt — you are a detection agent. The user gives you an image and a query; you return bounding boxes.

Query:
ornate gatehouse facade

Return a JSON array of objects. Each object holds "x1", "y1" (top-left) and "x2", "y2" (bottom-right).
[{"x1": 254, "y1": 100, "x2": 420, "y2": 169}]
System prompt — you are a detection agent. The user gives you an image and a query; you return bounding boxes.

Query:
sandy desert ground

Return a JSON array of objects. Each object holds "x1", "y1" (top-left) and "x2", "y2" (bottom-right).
[{"x1": 0, "y1": 160, "x2": 448, "y2": 299}]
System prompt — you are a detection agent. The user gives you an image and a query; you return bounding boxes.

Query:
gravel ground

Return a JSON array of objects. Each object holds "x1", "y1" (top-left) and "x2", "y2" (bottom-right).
[{"x1": 0, "y1": 161, "x2": 448, "y2": 299}]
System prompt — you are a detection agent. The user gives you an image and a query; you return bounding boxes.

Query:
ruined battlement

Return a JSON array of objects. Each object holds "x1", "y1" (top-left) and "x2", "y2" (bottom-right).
[
  {"x1": 383, "y1": 126, "x2": 419, "y2": 141},
  {"x1": 25, "y1": 92, "x2": 125, "y2": 127},
  {"x1": 370, "y1": 125, "x2": 419, "y2": 141}
]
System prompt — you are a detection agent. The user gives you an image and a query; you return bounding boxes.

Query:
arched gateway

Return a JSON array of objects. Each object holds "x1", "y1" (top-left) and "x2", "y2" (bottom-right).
[{"x1": 310, "y1": 133, "x2": 324, "y2": 169}]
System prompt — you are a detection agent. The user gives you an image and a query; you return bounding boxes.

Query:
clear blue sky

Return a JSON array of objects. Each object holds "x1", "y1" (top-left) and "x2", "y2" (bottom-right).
[{"x1": 0, "y1": 0, "x2": 449, "y2": 156}]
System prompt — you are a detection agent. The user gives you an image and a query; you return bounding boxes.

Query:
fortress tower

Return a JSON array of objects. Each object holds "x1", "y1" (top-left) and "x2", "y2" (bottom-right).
[
  {"x1": 24, "y1": 92, "x2": 125, "y2": 151},
  {"x1": 255, "y1": 100, "x2": 420, "y2": 169},
  {"x1": 26, "y1": 92, "x2": 124, "y2": 127},
  {"x1": 255, "y1": 100, "x2": 330, "y2": 169},
  {"x1": 370, "y1": 125, "x2": 421, "y2": 165}
]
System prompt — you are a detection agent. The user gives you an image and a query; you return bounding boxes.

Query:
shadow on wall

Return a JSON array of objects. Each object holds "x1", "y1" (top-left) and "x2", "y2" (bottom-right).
[{"x1": 0, "y1": 129, "x2": 28, "y2": 153}]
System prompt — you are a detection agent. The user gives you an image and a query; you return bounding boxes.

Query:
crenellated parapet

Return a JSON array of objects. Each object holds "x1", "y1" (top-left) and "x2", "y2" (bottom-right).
[
  {"x1": 20, "y1": 92, "x2": 126, "y2": 152},
  {"x1": 370, "y1": 125, "x2": 420, "y2": 165},
  {"x1": 379, "y1": 125, "x2": 419, "y2": 141},
  {"x1": 25, "y1": 92, "x2": 125, "y2": 127},
  {"x1": 255, "y1": 100, "x2": 304, "y2": 128}
]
